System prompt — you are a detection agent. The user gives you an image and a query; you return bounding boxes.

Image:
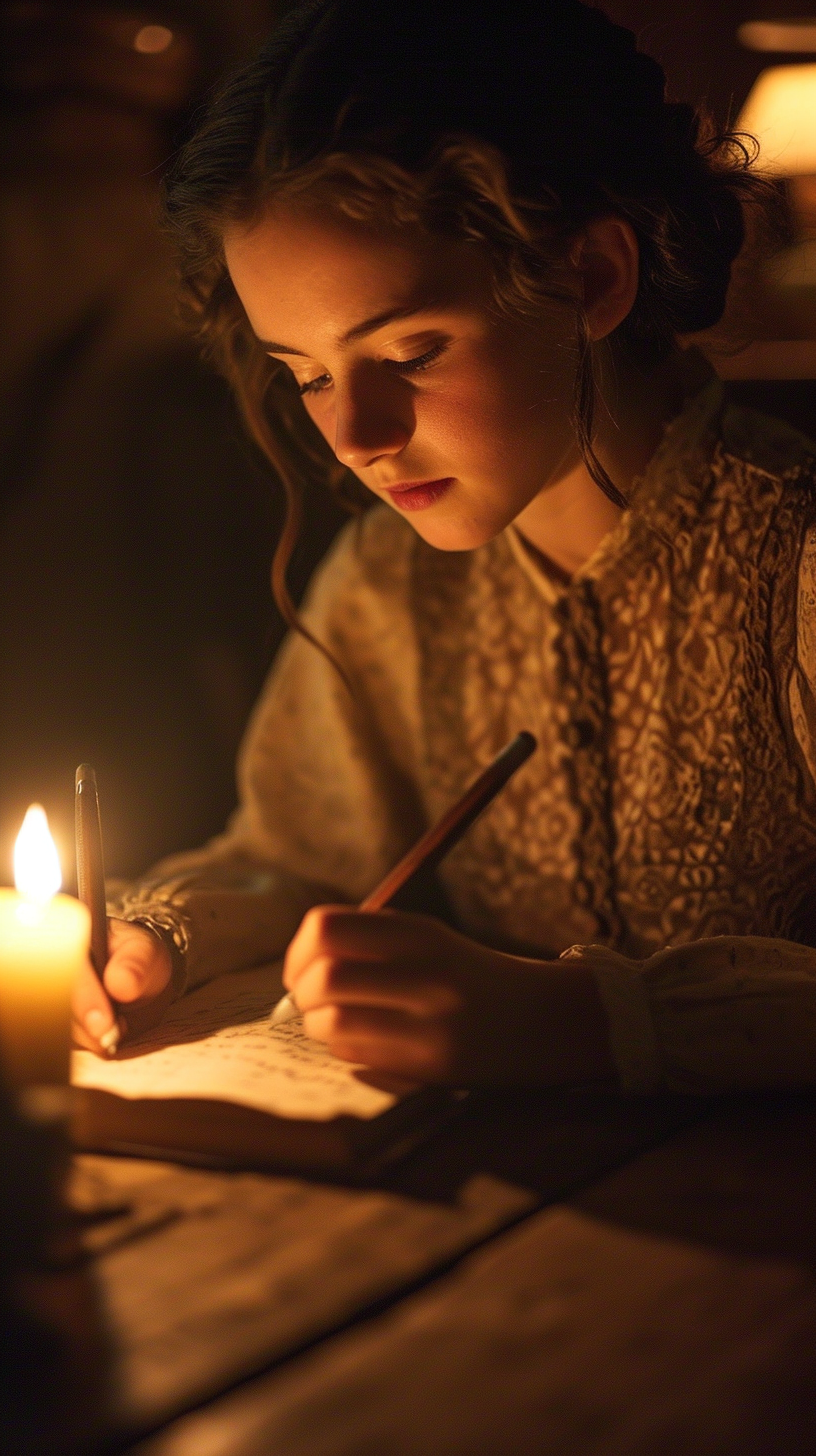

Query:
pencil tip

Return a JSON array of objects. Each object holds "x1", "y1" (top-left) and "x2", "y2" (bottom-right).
[{"x1": 270, "y1": 994, "x2": 298, "y2": 1025}]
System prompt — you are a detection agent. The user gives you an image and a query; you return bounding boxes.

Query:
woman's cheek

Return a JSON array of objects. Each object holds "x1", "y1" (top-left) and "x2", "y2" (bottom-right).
[{"x1": 302, "y1": 395, "x2": 336, "y2": 451}]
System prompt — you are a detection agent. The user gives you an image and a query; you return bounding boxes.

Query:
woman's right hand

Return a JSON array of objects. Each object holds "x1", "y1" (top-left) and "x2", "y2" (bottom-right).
[{"x1": 72, "y1": 918, "x2": 174, "y2": 1054}]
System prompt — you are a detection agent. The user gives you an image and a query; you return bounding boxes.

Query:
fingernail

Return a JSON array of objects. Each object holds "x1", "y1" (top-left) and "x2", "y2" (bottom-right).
[
  {"x1": 99, "y1": 1023, "x2": 121, "y2": 1057},
  {"x1": 85, "y1": 1009, "x2": 120, "y2": 1056},
  {"x1": 85, "y1": 1009, "x2": 109, "y2": 1039}
]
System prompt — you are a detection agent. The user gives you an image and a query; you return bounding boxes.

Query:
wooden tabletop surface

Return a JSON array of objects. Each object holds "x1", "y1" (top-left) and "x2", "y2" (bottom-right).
[{"x1": 15, "y1": 1086, "x2": 816, "y2": 1456}]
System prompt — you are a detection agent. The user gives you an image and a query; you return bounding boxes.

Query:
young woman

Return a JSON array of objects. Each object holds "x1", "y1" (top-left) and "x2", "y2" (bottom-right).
[{"x1": 73, "y1": 0, "x2": 816, "y2": 1093}]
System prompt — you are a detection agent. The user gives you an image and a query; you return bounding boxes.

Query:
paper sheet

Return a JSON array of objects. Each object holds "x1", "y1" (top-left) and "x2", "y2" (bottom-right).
[{"x1": 71, "y1": 965, "x2": 396, "y2": 1121}]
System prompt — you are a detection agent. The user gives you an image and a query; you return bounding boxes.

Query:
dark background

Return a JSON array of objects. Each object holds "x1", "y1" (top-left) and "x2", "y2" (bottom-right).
[{"x1": 0, "y1": 0, "x2": 810, "y2": 885}]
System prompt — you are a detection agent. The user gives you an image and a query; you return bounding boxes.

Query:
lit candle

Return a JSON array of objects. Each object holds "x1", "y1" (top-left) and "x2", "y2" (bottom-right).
[{"x1": 0, "y1": 806, "x2": 90, "y2": 1091}]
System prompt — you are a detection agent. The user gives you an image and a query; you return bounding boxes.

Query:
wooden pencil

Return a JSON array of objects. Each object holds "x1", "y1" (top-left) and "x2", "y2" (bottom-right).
[
  {"x1": 271, "y1": 730, "x2": 537, "y2": 1022},
  {"x1": 360, "y1": 730, "x2": 537, "y2": 910}
]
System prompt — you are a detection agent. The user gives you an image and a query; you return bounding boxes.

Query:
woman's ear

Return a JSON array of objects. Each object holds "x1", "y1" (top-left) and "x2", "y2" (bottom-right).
[{"x1": 570, "y1": 217, "x2": 639, "y2": 341}]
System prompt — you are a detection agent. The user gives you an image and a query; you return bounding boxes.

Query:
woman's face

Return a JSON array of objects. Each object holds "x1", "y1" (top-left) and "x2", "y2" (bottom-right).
[{"x1": 225, "y1": 200, "x2": 581, "y2": 551}]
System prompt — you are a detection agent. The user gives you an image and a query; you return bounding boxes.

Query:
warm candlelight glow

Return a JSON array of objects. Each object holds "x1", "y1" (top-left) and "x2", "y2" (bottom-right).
[
  {"x1": 13, "y1": 804, "x2": 61, "y2": 904},
  {"x1": 134, "y1": 24, "x2": 173, "y2": 54},
  {"x1": 0, "y1": 807, "x2": 89, "y2": 1092}
]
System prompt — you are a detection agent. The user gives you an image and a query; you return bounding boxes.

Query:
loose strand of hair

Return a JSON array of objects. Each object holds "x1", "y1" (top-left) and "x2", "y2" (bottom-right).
[
  {"x1": 572, "y1": 311, "x2": 629, "y2": 511},
  {"x1": 231, "y1": 367, "x2": 356, "y2": 695}
]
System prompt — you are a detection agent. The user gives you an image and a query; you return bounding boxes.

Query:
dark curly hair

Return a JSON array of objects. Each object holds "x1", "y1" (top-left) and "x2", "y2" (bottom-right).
[{"x1": 164, "y1": 0, "x2": 772, "y2": 634}]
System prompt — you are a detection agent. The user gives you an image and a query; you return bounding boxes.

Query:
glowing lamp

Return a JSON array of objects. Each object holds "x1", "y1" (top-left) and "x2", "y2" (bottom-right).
[
  {"x1": 738, "y1": 20, "x2": 816, "y2": 55},
  {"x1": 738, "y1": 62, "x2": 816, "y2": 175},
  {"x1": 133, "y1": 25, "x2": 173, "y2": 55},
  {"x1": 0, "y1": 807, "x2": 90, "y2": 1091}
]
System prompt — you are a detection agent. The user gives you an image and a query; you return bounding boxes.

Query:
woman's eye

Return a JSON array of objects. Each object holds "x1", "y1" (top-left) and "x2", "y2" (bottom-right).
[
  {"x1": 389, "y1": 341, "x2": 448, "y2": 375},
  {"x1": 298, "y1": 372, "x2": 332, "y2": 397},
  {"x1": 295, "y1": 341, "x2": 448, "y2": 397}
]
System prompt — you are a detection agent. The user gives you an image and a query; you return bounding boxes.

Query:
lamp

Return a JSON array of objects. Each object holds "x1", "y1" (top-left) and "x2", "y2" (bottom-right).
[
  {"x1": 738, "y1": 62, "x2": 816, "y2": 175},
  {"x1": 738, "y1": 20, "x2": 816, "y2": 54},
  {"x1": 738, "y1": 61, "x2": 816, "y2": 290}
]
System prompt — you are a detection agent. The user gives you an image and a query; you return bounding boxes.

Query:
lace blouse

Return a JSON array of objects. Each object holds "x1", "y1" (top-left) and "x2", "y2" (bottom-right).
[{"x1": 114, "y1": 379, "x2": 816, "y2": 1094}]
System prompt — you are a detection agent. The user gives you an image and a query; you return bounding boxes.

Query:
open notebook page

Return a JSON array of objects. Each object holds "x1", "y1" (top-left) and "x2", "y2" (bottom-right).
[{"x1": 71, "y1": 964, "x2": 396, "y2": 1122}]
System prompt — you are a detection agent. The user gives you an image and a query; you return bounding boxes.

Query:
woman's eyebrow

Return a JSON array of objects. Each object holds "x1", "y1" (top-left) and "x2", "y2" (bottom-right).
[{"x1": 259, "y1": 301, "x2": 437, "y2": 356}]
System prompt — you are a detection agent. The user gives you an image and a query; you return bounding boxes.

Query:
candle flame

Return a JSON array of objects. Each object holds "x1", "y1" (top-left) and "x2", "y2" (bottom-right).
[{"x1": 14, "y1": 805, "x2": 61, "y2": 903}]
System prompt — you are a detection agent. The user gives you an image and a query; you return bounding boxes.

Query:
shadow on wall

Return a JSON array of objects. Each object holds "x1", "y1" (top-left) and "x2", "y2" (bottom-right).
[{"x1": 0, "y1": 2, "x2": 348, "y2": 882}]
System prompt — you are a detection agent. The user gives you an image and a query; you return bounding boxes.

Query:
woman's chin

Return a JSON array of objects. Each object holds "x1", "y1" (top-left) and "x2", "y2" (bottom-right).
[
  {"x1": 388, "y1": 500, "x2": 507, "y2": 553},
  {"x1": 407, "y1": 519, "x2": 502, "y2": 552}
]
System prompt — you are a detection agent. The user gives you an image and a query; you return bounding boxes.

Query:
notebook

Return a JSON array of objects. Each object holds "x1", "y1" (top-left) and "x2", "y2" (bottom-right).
[{"x1": 71, "y1": 965, "x2": 457, "y2": 1178}]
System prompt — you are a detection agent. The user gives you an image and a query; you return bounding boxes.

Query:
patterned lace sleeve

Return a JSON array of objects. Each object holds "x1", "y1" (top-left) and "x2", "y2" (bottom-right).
[
  {"x1": 104, "y1": 511, "x2": 425, "y2": 995},
  {"x1": 564, "y1": 938, "x2": 816, "y2": 1093},
  {"x1": 789, "y1": 523, "x2": 816, "y2": 788},
  {"x1": 105, "y1": 844, "x2": 321, "y2": 996}
]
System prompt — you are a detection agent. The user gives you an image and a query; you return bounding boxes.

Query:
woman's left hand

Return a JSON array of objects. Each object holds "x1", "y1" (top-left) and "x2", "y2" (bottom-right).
[{"x1": 282, "y1": 906, "x2": 613, "y2": 1086}]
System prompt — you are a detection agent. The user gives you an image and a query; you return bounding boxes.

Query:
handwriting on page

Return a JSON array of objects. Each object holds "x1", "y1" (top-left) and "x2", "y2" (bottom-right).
[{"x1": 71, "y1": 966, "x2": 395, "y2": 1122}]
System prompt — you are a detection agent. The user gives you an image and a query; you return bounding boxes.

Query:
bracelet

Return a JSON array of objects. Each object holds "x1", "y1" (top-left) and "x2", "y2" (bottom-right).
[{"x1": 124, "y1": 913, "x2": 189, "y2": 1002}]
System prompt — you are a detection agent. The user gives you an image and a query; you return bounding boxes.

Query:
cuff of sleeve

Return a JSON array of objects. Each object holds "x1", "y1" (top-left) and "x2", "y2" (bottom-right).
[{"x1": 560, "y1": 943, "x2": 663, "y2": 1093}]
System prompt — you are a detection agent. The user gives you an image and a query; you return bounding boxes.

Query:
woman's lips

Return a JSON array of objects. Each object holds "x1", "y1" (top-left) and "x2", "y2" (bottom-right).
[{"x1": 382, "y1": 477, "x2": 455, "y2": 511}]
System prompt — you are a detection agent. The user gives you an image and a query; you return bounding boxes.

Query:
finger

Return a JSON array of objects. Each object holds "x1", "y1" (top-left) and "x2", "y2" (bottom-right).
[
  {"x1": 292, "y1": 955, "x2": 461, "y2": 1018},
  {"x1": 103, "y1": 920, "x2": 172, "y2": 1004},
  {"x1": 71, "y1": 958, "x2": 118, "y2": 1053},
  {"x1": 284, "y1": 906, "x2": 449, "y2": 986},
  {"x1": 303, "y1": 1004, "x2": 453, "y2": 1080},
  {"x1": 115, "y1": 977, "x2": 175, "y2": 1040},
  {"x1": 283, "y1": 905, "x2": 351, "y2": 986}
]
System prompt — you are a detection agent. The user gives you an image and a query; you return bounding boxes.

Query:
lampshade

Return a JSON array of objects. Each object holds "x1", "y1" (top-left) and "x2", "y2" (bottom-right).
[
  {"x1": 737, "y1": 63, "x2": 816, "y2": 174},
  {"x1": 738, "y1": 20, "x2": 816, "y2": 53}
]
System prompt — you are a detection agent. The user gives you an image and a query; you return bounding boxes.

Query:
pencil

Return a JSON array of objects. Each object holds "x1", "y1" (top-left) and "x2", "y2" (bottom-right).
[
  {"x1": 270, "y1": 730, "x2": 537, "y2": 1024},
  {"x1": 75, "y1": 764, "x2": 119, "y2": 1055}
]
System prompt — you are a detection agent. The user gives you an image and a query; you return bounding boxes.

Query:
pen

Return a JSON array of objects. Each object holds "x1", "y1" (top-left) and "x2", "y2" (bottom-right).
[
  {"x1": 270, "y1": 729, "x2": 537, "y2": 1024},
  {"x1": 75, "y1": 764, "x2": 119, "y2": 1056}
]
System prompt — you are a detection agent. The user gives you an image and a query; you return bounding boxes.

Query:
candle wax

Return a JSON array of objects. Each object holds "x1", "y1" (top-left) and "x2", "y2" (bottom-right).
[{"x1": 0, "y1": 889, "x2": 90, "y2": 1087}]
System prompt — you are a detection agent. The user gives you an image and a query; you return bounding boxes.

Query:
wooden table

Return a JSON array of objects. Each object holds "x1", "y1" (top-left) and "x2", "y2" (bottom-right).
[{"x1": 12, "y1": 1084, "x2": 816, "y2": 1456}]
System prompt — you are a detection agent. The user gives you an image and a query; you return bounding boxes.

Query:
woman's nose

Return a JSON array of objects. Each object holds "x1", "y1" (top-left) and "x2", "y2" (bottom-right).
[{"x1": 332, "y1": 371, "x2": 414, "y2": 471}]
